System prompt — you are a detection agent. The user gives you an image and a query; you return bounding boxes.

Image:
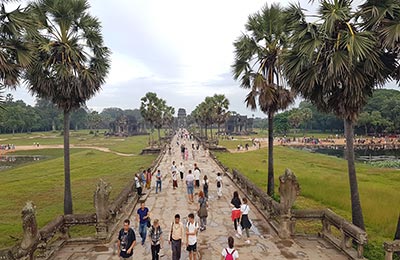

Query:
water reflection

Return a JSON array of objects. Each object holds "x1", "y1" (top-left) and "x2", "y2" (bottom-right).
[{"x1": 0, "y1": 155, "x2": 46, "y2": 170}]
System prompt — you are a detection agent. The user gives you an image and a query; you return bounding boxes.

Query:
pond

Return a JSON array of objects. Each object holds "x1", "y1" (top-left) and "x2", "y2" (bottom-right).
[{"x1": 0, "y1": 155, "x2": 47, "y2": 171}]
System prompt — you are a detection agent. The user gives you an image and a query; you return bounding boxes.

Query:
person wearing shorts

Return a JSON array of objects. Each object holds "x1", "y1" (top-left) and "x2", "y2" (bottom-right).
[
  {"x1": 186, "y1": 213, "x2": 198, "y2": 260},
  {"x1": 186, "y1": 170, "x2": 195, "y2": 203}
]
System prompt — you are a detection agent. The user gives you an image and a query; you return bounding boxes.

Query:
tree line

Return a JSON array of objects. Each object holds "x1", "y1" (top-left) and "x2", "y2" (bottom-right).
[{"x1": 0, "y1": 94, "x2": 145, "y2": 134}]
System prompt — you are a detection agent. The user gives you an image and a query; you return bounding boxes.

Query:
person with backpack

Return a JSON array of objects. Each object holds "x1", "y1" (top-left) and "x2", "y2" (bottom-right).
[
  {"x1": 186, "y1": 213, "x2": 199, "y2": 260},
  {"x1": 202, "y1": 175, "x2": 209, "y2": 199},
  {"x1": 118, "y1": 219, "x2": 136, "y2": 259},
  {"x1": 221, "y1": 236, "x2": 239, "y2": 260},
  {"x1": 149, "y1": 219, "x2": 163, "y2": 260},
  {"x1": 197, "y1": 191, "x2": 208, "y2": 231},
  {"x1": 216, "y1": 172, "x2": 223, "y2": 198},
  {"x1": 169, "y1": 214, "x2": 185, "y2": 260}
]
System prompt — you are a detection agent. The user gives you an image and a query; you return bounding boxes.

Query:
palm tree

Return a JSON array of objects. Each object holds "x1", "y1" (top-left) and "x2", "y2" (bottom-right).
[
  {"x1": 283, "y1": 0, "x2": 396, "y2": 230},
  {"x1": 25, "y1": 0, "x2": 110, "y2": 215},
  {"x1": 358, "y1": 0, "x2": 400, "y2": 82},
  {"x1": 140, "y1": 92, "x2": 162, "y2": 146},
  {"x1": 212, "y1": 94, "x2": 230, "y2": 135},
  {"x1": 0, "y1": 1, "x2": 36, "y2": 103},
  {"x1": 232, "y1": 3, "x2": 294, "y2": 196}
]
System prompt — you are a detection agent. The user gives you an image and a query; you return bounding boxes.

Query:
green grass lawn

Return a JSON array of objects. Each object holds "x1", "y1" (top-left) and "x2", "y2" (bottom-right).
[
  {"x1": 0, "y1": 131, "x2": 158, "y2": 249},
  {"x1": 215, "y1": 146, "x2": 400, "y2": 259},
  {"x1": 0, "y1": 130, "x2": 157, "y2": 155}
]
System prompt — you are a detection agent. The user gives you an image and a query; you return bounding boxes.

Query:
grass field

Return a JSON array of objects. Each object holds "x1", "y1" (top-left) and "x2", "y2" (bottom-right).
[
  {"x1": 0, "y1": 131, "x2": 158, "y2": 249},
  {"x1": 215, "y1": 146, "x2": 400, "y2": 259}
]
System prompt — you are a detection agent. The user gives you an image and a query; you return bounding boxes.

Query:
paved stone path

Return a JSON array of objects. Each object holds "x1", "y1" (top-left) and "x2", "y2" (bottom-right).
[{"x1": 51, "y1": 135, "x2": 348, "y2": 260}]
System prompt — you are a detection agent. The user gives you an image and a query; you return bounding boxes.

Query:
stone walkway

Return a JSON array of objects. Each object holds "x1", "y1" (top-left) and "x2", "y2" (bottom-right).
[{"x1": 51, "y1": 135, "x2": 348, "y2": 260}]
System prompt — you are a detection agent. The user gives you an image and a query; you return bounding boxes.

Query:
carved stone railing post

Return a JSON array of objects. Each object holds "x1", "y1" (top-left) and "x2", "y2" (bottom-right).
[
  {"x1": 278, "y1": 169, "x2": 300, "y2": 239},
  {"x1": 94, "y1": 179, "x2": 111, "y2": 239}
]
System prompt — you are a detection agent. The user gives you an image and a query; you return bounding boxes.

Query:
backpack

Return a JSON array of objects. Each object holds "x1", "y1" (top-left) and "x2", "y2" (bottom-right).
[
  {"x1": 187, "y1": 221, "x2": 199, "y2": 235},
  {"x1": 217, "y1": 181, "x2": 221, "y2": 188},
  {"x1": 204, "y1": 180, "x2": 208, "y2": 190},
  {"x1": 225, "y1": 248, "x2": 235, "y2": 260}
]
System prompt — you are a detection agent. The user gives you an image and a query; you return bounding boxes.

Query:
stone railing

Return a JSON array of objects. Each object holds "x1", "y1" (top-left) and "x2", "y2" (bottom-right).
[
  {"x1": 0, "y1": 149, "x2": 164, "y2": 260},
  {"x1": 230, "y1": 167, "x2": 368, "y2": 259},
  {"x1": 384, "y1": 240, "x2": 400, "y2": 260},
  {"x1": 208, "y1": 152, "x2": 368, "y2": 259}
]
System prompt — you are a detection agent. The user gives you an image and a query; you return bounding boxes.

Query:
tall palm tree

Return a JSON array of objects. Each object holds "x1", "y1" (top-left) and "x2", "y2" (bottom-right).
[
  {"x1": 358, "y1": 0, "x2": 400, "y2": 82},
  {"x1": 0, "y1": 1, "x2": 36, "y2": 103},
  {"x1": 232, "y1": 3, "x2": 294, "y2": 196},
  {"x1": 25, "y1": 0, "x2": 110, "y2": 215},
  {"x1": 212, "y1": 94, "x2": 230, "y2": 135},
  {"x1": 283, "y1": 0, "x2": 396, "y2": 230},
  {"x1": 140, "y1": 92, "x2": 162, "y2": 146}
]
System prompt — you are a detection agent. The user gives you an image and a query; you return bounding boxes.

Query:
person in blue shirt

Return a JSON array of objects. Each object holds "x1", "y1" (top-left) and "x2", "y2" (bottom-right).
[
  {"x1": 118, "y1": 219, "x2": 136, "y2": 259},
  {"x1": 136, "y1": 202, "x2": 150, "y2": 245}
]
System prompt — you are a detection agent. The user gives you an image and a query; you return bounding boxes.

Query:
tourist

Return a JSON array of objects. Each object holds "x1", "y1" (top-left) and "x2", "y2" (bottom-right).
[
  {"x1": 136, "y1": 202, "x2": 150, "y2": 245},
  {"x1": 185, "y1": 170, "x2": 195, "y2": 203},
  {"x1": 140, "y1": 170, "x2": 146, "y2": 187},
  {"x1": 155, "y1": 169, "x2": 162, "y2": 194},
  {"x1": 149, "y1": 219, "x2": 163, "y2": 260},
  {"x1": 197, "y1": 191, "x2": 208, "y2": 231},
  {"x1": 216, "y1": 172, "x2": 223, "y2": 198},
  {"x1": 135, "y1": 174, "x2": 142, "y2": 197},
  {"x1": 171, "y1": 161, "x2": 178, "y2": 173},
  {"x1": 172, "y1": 170, "x2": 178, "y2": 189},
  {"x1": 193, "y1": 164, "x2": 201, "y2": 188},
  {"x1": 146, "y1": 168, "x2": 152, "y2": 189},
  {"x1": 186, "y1": 213, "x2": 199, "y2": 260},
  {"x1": 239, "y1": 198, "x2": 252, "y2": 244},
  {"x1": 178, "y1": 162, "x2": 185, "y2": 181},
  {"x1": 230, "y1": 191, "x2": 242, "y2": 238},
  {"x1": 202, "y1": 175, "x2": 209, "y2": 199},
  {"x1": 118, "y1": 219, "x2": 136, "y2": 259},
  {"x1": 221, "y1": 236, "x2": 239, "y2": 260},
  {"x1": 169, "y1": 214, "x2": 185, "y2": 260}
]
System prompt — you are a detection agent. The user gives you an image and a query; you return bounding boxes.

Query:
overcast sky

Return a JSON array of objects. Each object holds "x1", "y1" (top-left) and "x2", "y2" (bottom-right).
[{"x1": 9, "y1": 0, "x2": 397, "y2": 117}]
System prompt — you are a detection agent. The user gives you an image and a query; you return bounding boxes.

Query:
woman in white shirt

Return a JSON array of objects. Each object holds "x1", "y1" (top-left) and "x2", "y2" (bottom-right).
[
  {"x1": 221, "y1": 236, "x2": 239, "y2": 260},
  {"x1": 239, "y1": 197, "x2": 252, "y2": 244}
]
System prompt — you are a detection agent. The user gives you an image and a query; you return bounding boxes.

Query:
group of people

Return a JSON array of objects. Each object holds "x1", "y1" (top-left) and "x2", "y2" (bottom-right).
[{"x1": 119, "y1": 130, "x2": 247, "y2": 259}]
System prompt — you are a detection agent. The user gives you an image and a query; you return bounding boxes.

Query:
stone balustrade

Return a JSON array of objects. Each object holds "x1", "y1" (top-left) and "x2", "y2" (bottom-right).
[
  {"x1": 0, "y1": 149, "x2": 164, "y2": 260},
  {"x1": 384, "y1": 240, "x2": 400, "y2": 260},
  {"x1": 209, "y1": 152, "x2": 368, "y2": 260}
]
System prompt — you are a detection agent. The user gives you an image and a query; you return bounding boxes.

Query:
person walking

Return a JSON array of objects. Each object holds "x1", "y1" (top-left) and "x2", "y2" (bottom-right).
[
  {"x1": 231, "y1": 191, "x2": 242, "y2": 238},
  {"x1": 185, "y1": 170, "x2": 195, "y2": 203},
  {"x1": 221, "y1": 236, "x2": 239, "y2": 260},
  {"x1": 135, "y1": 174, "x2": 142, "y2": 197},
  {"x1": 178, "y1": 162, "x2": 185, "y2": 181},
  {"x1": 146, "y1": 168, "x2": 152, "y2": 189},
  {"x1": 216, "y1": 172, "x2": 223, "y2": 198},
  {"x1": 186, "y1": 213, "x2": 199, "y2": 260},
  {"x1": 184, "y1": 148, "x2": 189, "y2": 161},
  {"x1": 197, "y1": 191, "x2": 208, "y2": 231},
  {"x1": 239, "y1": 198, "x2": 252, "y2": 244},
  {"x1": 140, "y1": 170, "x2": 146, "y2": 187},
  {"x1": 172, "y1": 170, "x2": 178, "y2": 189},
  {"x1": 193, "y1": 165, "x2": 200, "y2": 189},
  {"x1": 149, "y1": 219, "x2": 163, "y2": 260},
  {"x1": 136, "y1": 202, "x2": 150, "y2": 245},
  {"x1": 169, "y1": 214, "x2": 185, "y2": 260},
  {"x1": 155, "y1": 169, "x2": 162, "y2": 194},
  {"x1": 202, "y1": 175, "x2": 209, "y2": 199},
  {"x1": 118, "y1": 219, "x2": 136, "y2": 259}
]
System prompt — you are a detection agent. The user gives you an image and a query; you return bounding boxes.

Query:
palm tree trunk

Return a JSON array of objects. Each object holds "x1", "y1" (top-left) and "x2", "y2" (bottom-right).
[
  {"x1": 205, "y1": 124, "x2": 208, "y2": 140},
  {"x1": 157, "y1": 128, "x2": 161, "y2": 145},
  {"x1": 344, "y1": 118, "x2": 365, "y2": 230},
  {"x1": 210, "y1": 125, "x2": 213, "y2": 140},
  {"x1": 267, "y1": 112, "x2": 275, "y2": 196},
  {"x1": 395, "y1": 213, "x2": 400, "y2": 240},
  {"x1": 63, "y1": 110, "x2": 73, "y2": 215}
]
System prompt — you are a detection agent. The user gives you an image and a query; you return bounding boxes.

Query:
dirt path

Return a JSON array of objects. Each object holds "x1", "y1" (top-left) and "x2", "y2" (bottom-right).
[{"x1": 2, "y1": 145, "x2": 135, "y2": 157}]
